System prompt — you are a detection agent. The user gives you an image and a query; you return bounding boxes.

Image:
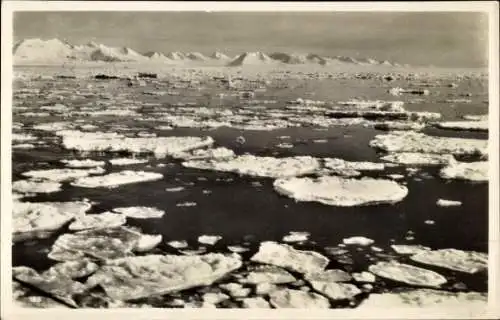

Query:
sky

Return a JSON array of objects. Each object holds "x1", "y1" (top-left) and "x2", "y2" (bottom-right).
[{"x1": 13, "y1": 11, "x2": 488, "y2": 67}]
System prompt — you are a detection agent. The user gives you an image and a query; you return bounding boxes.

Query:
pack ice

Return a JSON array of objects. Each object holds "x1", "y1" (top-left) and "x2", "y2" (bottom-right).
[
  {"x1": 273, "y1": 176, "x2": 408, "y2": 206},
  {"x1": 183, "y1": 155, "x2": 320, "y2": 178},
  {"x1": 70, "y1": 171, "x2": 163, "y2": 188},
  {"x1": 85, "y1": 253, "x2": 242, "y2": 300},
  {"x1": 370, "y1": 131, "x2": 487, "y2": 157},
  {"x1": 440, "y1": 161, "x2": 488, "y2": 182}
]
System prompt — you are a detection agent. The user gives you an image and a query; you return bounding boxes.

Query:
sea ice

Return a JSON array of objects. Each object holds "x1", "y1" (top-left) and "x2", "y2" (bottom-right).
[
  {"x1": 171, "y1": 147, "x2": 235, "y2": 161},
  {"x1": 198, "y1": 235, "x2": 222, "y2": 245},
  {"x1": 439, "y1": 161, "x2": 488, "y2": 182},
  {"x1": 21, "y1": 167, "x2": 105, "y2": 182},
  {"x1": 241, "y1": 297, "x2": 271, "y2": 308},
  {"x1": 391, "y1": 244, "x2": 431, "y2": 255},
  {"x1": 219, "y1": 283, "x2": 251, "y2": 298},
  {"x1": 308, "y1": 281, "x2": 361, "y2": 301},
  {"x1": 109, "y1": 158, "x2": 149, "y2": 166},
  {"x1": 436, "y1": 121, "x2": 488, "y2": 132},
  {"x1": 352, "y1": 271, "x2": 376, "y2": 283},
  {"x1": 410, "y1": 248, "x2": 487, "y2": 274},
  {"x1": 61, "y1": 159, "x2": 106, "y2": 168},
  {"x1": 323, "y1": 158, "x2": 385, "y2": 171},
  {"x1": 12, "y1": 133, "x2": 37, "y2": 141},
  {"x1": 282, "y1": 231, "x2": 310, "y2": 243},
  {"x1": 112, "y1": 206, "x2": 165, "y2": 219},
  {"x1": 250, "y1": 241, "x2": 329, "y2": 274},
  {"x1": 368, "y1": 261, "x2": 447, "y2": 287},
  {"x1": 167, "y1": 240, "x2": 188, "y2": 249},
  {"x1": 463, "y1": 114, "x2": 488, "y2": 122},
  {"x1": 273, "y1": 176, "x2": 408, "y2": 206},
  {"x1": 85, "y1": 253, "x2": 242, "y2": 300},
  {"x1": 70, "y1": 170, "x2": 163, "y2": 188},
  {"x1": 268, "y1": 289, "x2": 330, "y2": 308},
  {"x1": 68, "y1": 212, "x2": 127, "y2": 231},
  {"x1": 13, "y1": 201, "x2": 91, "y2": 239},
  {"x1": 135, "y1": 234, "x2": 163, "y2": 252},
  {"x1": 343, "y1": 236, "x2": 375, "y2": 246},
  {"x1": 44, "y1": 259, "x2": 99, "y2": 279},
  {"x1": 165, "y1": 186, "x2": 185, "y2": 192},
  {"x1": 183, "y1": 155, "x2": 320, "y2": 178},
  {"x1": 241, "y1": 265, "x2": 296, "y2": 284},
  {"x1": 305, "y1": 269, "x2": 352, "y2": 282},
  {"x1": 13, "y1": 143, "x2": 36, "y2": 149},
  {"x1": 380, "y1": 152, "x2": 454, "y2": 166},
  {"x1": 12, "y1": 180, "x2": 62, "y2": 194},
  {"x1": 358, "y1": 289, "x2": 486, "y2": 309},
  {"x1": 436, "y1": 199, "x2": 462, "y2": 207},
  {"x1": 370, "y1": 131, "x2": 487, "y2": 157}
]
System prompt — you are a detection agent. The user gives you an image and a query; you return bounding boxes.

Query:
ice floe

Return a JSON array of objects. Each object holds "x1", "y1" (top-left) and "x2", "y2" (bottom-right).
[
  {"x1": 370, "y1": 131, "x2": 487, "y2": 157},
  {"x1": 12, "y1": 133, "x2": 37, "y2": 141},
  {"x1": 112, "y1": 206, "x2": 165, "y2": 219},
  {"x1": 368, "y1": 261, "x2": 447, "y2": 287},
  {"x1": 343, "y1": 236, "x2": 375, "y2": 246},
  {"x1": 308, "y1": 280, "x2": 361, "y2": 301},
  {"x1": 171, "y1": 147, "x2": 235, "y2": 161},
  {"x1": 439, "y1": 161, "x2": 488, "y2": 182},
  {"x1": 135, "y1": 234, "x2": 163, "y2": 252},
  {"x1": 273, "y1": 176, "x2": 408, "y2": 206},
  {"x1": 463, "y1": 114, "x2": 488, "y2": 122},
  {"x1": 436, "y1": 199, "x2": 462, "y2": 207},
  {"x1": 358, "y1": 289, "x2": 486, "y2": 309},
  {"x1": 282, "y1": 231, "x2": 310, "y2": 243},
  {"x1": 109, "y1": 158, "x2": 149, "y2": 166},
  {"x1": 374, "y1": 121, "x2": 425, "y2": 131},
  {"x1": 70, "y1": 170, "x2": 163, "y2": 188},
  {"x1": 323, "y1": 158, "x2": 385, "y2": 171},
  {"x1": 177, "y1": 201, "x2": 197, "y2": 207},
  {"x1": 436, "y1": 121, "x2": 488, "y2": 132},
  {"x1": 13, "y1": 201, "x2": 91, "y2": 240},
  {"x1": 241, "y1": 297, "x2": 271, "y2": 308},
  {"x1": 410, "y1": 248, "x2": 487, "y2": 274},
  {"x1": 242, "y1": 265, "x2": 296, "y2": 284},
  {"x1": 13, "y1": 143, "x2": 36, "y2": 149},
  {"x1": 68, "y1": 212, "x2": 127, "y2": 231},
  {"x1": 167, "y1": 240, "x2": 188, "y2": 249},
  {"x1": 85, "y1": 253, "x2": 242, "y2": 300},
  {"x1": 44, "y1": 259, "x2": 99, "y2": 279},
  {"x1": 250, "y1": 241, "x2": 329, "y2": 274},
  {"x1": 198, "y1": 235, "x2": 222, "y2": 245},
  {"x1": 269, "y1": 289, "x2": 330, "y2": 308},
  {"x1": 219, "y1": 283, "x2": 251, "y2": 298},
  {"x1": 61, "y1": 159, "x2": 106, "y2": 168},
  {"x1": 380, "y1": 152, "x2": 454, "y2": 166},
  {"x1": 352, "y1": 271, "x2": 376, "y2": 283},
  {"x1": 21, "y1": 167, "x2": 105, "y2": 182},
  {"x1": 12, "y1": 180, "x2": 62, "y2": 194},
  {"x1": 305, "y1": 269, "x2": 352, "y2": 283},
  {"x1": 391, "y1": 244, "x2": 431, "y2": 255},
  {"x1": 183, "y1": 155, "x2": 320, "y2": 178},
  {"x1": 165, "y1": 186, "x2": 185, "y2": 192}
]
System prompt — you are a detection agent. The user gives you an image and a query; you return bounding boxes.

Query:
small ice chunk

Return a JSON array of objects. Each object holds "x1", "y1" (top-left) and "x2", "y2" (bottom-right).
[
  {"x1": 250, "y1": 241, "x2": 329, "y2": 274},
  {"x1": 167, "y1": 240, "x2": 188, "y2": 249},
  {"x1": 71, "y1": 171, "x2": 163, "y2": 188},
  {"x1": 113, "y1": 206, "x2": 165, "y2": 219},
  {"x1": 273, "y1": 176, "x2": 408, "y2": 207},
  {"x1": 135, "y1": 234, "x2": 163, "y2": 252},
  {"x1": 219, "y1": 283, "x2": 251, "y2": 298},
  {"x1": 68, "y1": 212, "x2": 127, "y2": 231},
  {"x1": 165, "y1": 186, "x2": 185, "y2": 192},
  {"x1": 202, "y1": 292, "x2": 229, "y2": 304},
  {"x1": 109, "y1": 158, "x2": 149, "y2": 166},
  {"x1": 176, "y1": 202, "x2": 197, "y2": 207},
  {"x1": 436, "y1": 199, "x2": 462, "y2": 207},
  {"x1": 343, "y1": 236, "x2": 375, "y2": 246},
  {"x1": 440, "y1": 161, "x2": 488, "y2": 182},
  {"x1": 242, "y1": 265, "x2": 296, "y2": 284},
  {"x1": 387, "y1": 174, "x2": 405, "y2": 180},
  {"x1": 13, "y1": 143, "x2": 35, "y2": 149},
  {"x1": 368, "y1": 261, "x2": 447, "y2": 287},
  {"x1": 198, "y1": 235, "x2": 222, "y2": 245},
  {"x1": 12, "y1": 180, "x2": 62, "y2": 194},
  {"x1": 227, "y1": 245, "x2": 249, "y2": 253},
  {"x1": 241, "y1": 297, "x2": 271, "y2": 308},
  {"x1": 282, "y1": 231, "x2": 310, "y2": 243},
  {"x1": 410, "y1": 248, "x2": 487, "y2": 274},
  {"x1": 255, "y1": 283, "x2": 278, "y2": 295}
]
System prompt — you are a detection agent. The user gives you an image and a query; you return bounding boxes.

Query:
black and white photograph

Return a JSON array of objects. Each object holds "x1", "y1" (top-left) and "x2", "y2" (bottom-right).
[{"x1": 1, "y1": 2, "x2": 499, "y2": 318}]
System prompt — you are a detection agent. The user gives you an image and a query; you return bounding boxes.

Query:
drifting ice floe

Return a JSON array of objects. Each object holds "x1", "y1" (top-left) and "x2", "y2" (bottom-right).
[
  {"x1": 307, "y1": 279, "x2": 361, "y2": 300},
  {"x1": 48, "y1": 227, "x2": 160, "y2": 261},
  {"x1": 410, "y1": 248, "x2": 487, "y2": 274},
  {"x1": 112, "y1": 206, "x2": 165, "y2": 219},
  {"x1": 463, "y1": 114, "x2": 488, "y2": 122},
  {"x1": 282, "y1": 231, "x2": 310, "y2": 243},
  {"x1": 352, "y1": 271, "x2": 376, "y2": 283},
  {"x1": 109, "y1": 158, "x2": 149, "y2": 166},
  {"x1": 68, "y1": 212, "x2": 127, "y2": 231},
  {"x1": 324, "y1": 158, "x2": 385, "y2": 171},
  {"x1": 167, "y1": 240, "x2": 188, "y2": 249},
  {"x1": 13, "y1": 143, "x2": 36, "y2": 149},
  {"x1": 242, "y1": 265, "x2": 296, "y2": 284},
  {"x1": 171, "y1": 147, "x2": 235, "y2": 161},
  {"x1": 85, "y1": 253, "x2": 242, "y2": 301},
  {"x1": 58, "y1": 130, "x2": 214, "y2": 156},
  {"x1": 198, "y1": 235, "x2": 222, "y2": 245},
  {"x1": 439, "y1": 161, "x2": 488, "y2": 182},
  {"x1": 436, "y1": 121, "x2": 488, "y2": 132},
  {"x1": 165, "y1": 186, "x2": 185, "y2": 192},
  {"x1": 380, "y1": 152, "x2": 454, "y2": 166},
  {"x1": 358, "y1": 289, "x2": 486, "y2": 309},
  {"x1": 242, "y1": 297, "x2": 271, "y2": 308},
  {"x1": 269, "y1": 289, "x2": 330, "y2": 308},
  {"x1": 343, "y1": 236, "x2": 375, "y2": 246},
  {"x1": 70, "y1": 171, "x2": 163, "y2": 188},
  {"x1": 13, "y1": 201, "x2": 91, "y2": 240},
  {"x1": 368, "y1": 261, "x2": 447, "y2": 287},
  {"x1": 370, "y1": 131, "x2": 487, "y2": 157},
  {"x1": 273, "y1": 176, "x2": 408, "y2": 206},
  {"x1": 337, "y1": 100, "x2": 406, "y2": 112},
  {"x1": 305, "y1": 269, "x2": 352, "y2": 282},
  {"x1": 21, "y1": 167, "x2": 105, "y2": 182},
  {"x1": 33, "y1": 122, "x2": 72, "y2": 132},
  {"x1": 61, "y1": 159, "x2": 106, "y2": 168},
  {"x1": 391, "y1": 244, "x2": 431, "y2": 255},
  {"x1": 183, "y1": 155, "x2": 320, "y2": 178},
  {"x1": 219, "y1": 283, "x2": 251, "y2": 298},
  {"x1": 250, "y1": 241, "x2": 329, "y2": 274},
  {"x1": 12, "y1": 180, "x2": 62, "y2": 194},
  {"x1": 12, "y1": 133, "x2": 37, "y2": 141}
]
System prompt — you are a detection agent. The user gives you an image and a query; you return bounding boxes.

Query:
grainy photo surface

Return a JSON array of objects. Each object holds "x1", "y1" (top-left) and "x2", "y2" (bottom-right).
[{"x1": 3, "y1": 3, "x2": 498, "y2": 318}]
